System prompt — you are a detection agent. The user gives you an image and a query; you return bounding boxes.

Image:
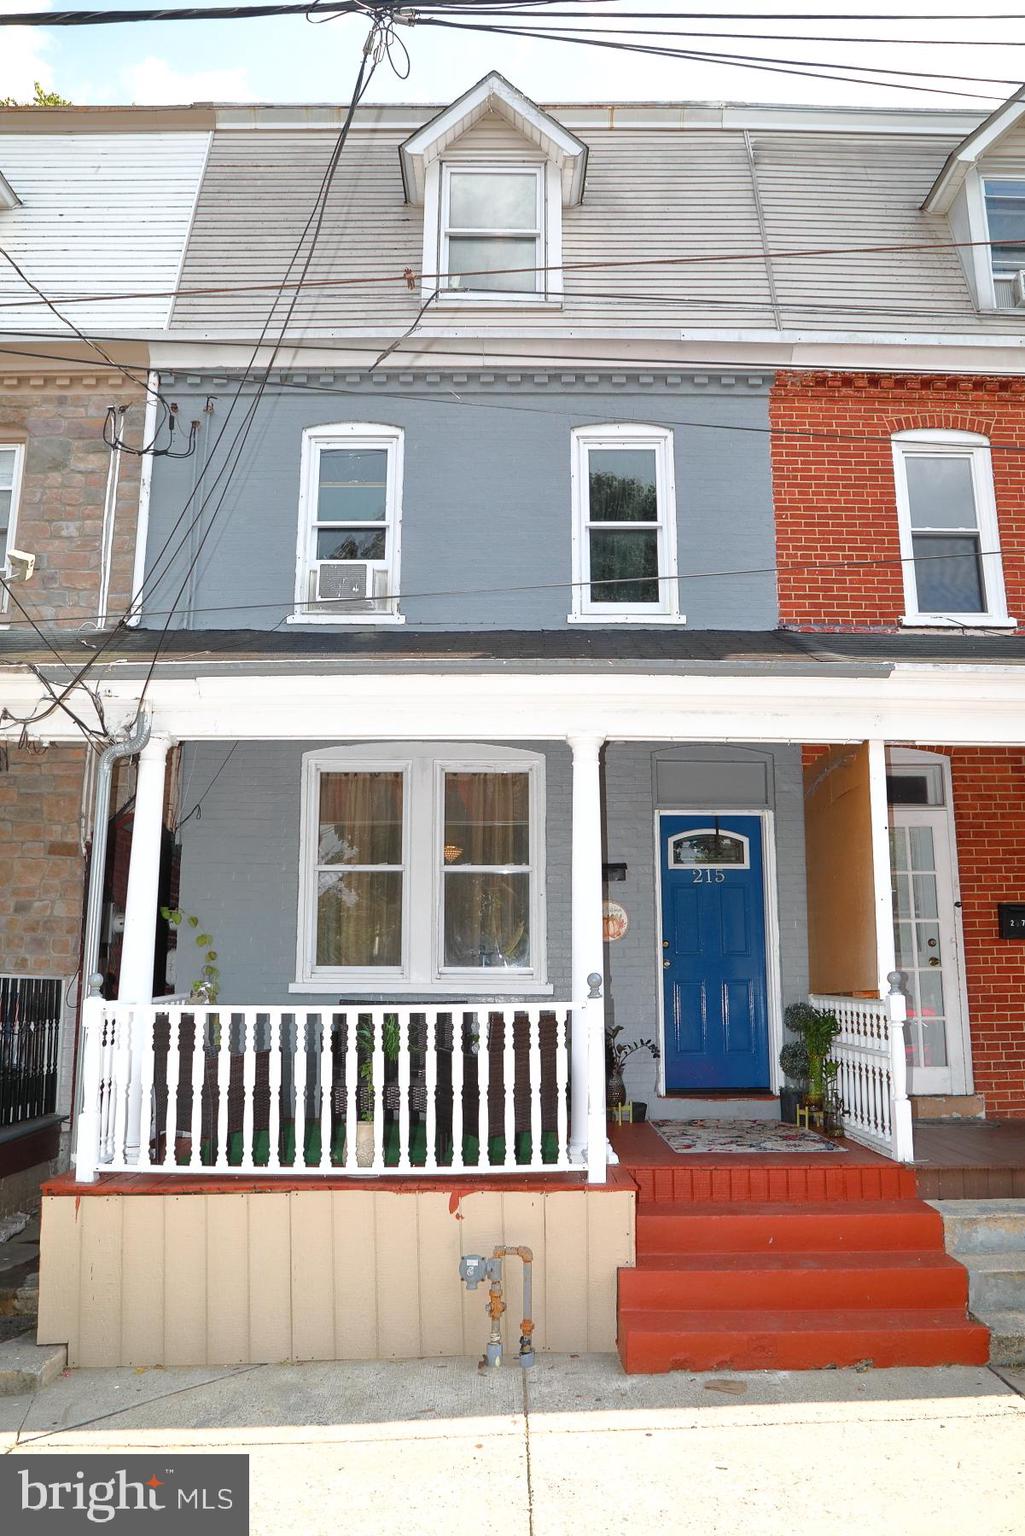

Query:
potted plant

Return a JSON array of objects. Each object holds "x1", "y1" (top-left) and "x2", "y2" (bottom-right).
[
  {"x1": 605, "y1": 1023, "x2": 660, "y2": 1112},
  {"x1": 822, "y1": 1059, "x2": 844, "y2": 1138},
  {"x1": 783, "y1": 1001, "x2": 841, "y2": 1109},
  {"x1": 355, "y1": 1014, "x2": 400, "y2": 1166},
  {"x1": 778, "y1": 1037, "x2": 809, "y2": 1124}
]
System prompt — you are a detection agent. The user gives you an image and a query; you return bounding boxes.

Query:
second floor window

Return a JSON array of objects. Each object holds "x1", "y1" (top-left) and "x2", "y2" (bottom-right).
[
  {"x1": 441, "y1": 165, "x2": 544, "y2": 296},
  {"x1": 892, "y1": 430, "x2": 1009, "y2": 626},
  {"x1": 983, "y1": 178, "x2": 1025, "y2": 307},
  {"x1": 294, "y1": 423, "x2": 402, "y2": 623},
  {"x1": 570, "y1": 424, "x2": 681, "y2": 622},
  {"x1": 0, "y1": 443, "x2": 24, "y2": 612}
]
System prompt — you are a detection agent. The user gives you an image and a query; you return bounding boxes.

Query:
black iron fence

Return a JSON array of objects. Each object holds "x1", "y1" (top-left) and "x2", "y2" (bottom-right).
[{"x1": 0, "y1": 975, "x2": 62, "y2": 1128}]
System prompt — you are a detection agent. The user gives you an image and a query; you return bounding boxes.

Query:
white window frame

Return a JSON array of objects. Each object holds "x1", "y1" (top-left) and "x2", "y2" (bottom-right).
[
  {"x1": 289, "y1": 422, "x2": 404, "y2": 626},
  {"x1": 569, "y1": 423, "x2": 683, "y2": 624},
  {"x1": 424, "y1": 160, "x2": 563, "y2": 307},
  {"x1": 294, "y1": 742, "x2": 549, "y2": 995},
  {"x1": 978, "y1": 168, "x2": 1025, "y2": 311},
  {"x1": 0, "y1": 441, "x2": 26, "y2": 619},
  {"x1": 892, "y1": 428, "x2": 1014, "y2": 629}
]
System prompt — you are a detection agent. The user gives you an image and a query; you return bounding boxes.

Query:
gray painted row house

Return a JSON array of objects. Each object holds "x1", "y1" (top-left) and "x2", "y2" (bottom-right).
[{"x1": 4, "y1": 72, "x2": 1025, "y2": 1369}]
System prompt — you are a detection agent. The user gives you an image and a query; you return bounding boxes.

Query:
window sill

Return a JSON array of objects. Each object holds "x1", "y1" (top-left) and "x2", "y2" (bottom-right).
[
  {"x1": 290, "y1": 979, "x2": 554, "y2": 997},
  {"x1": 567, "y1": 612, "x2": 687, "y2": 626},
  {"x1": 427, "y1": 293, "x2": 563, "y2": 309},
  {"x1": 900, "y1": 614, "x2": 1019, "y2": 630},
  {"x1": 286, "y1": 612, "x2": 406, "y2": 626}
]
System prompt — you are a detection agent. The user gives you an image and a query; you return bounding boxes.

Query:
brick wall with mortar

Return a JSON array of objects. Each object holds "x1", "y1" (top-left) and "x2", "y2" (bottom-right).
[
  {"x1": 804, "y1": 743, "x2": 1025, "y2": 1119},
  {"x1": 1, "y1": 371, "x2": 145, "y2": 623},
  {"x1": 0, "y1": 743, "x2": 86, "y2": 982},
  {"x1": 771, "y1": 371, "x2": 1025, "y2": 631}
]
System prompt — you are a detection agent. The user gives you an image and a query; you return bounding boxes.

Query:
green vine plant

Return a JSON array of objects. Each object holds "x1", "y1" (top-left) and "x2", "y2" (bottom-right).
[
  {"x1": 356, "y1": 1014, "x2": 401, "y2": 1122},
  {"x1": 160, "y1": 908, "x2": 220, "y2": 1004}
]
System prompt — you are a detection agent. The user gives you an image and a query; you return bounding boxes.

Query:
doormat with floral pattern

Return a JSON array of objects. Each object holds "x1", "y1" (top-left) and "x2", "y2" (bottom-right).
[{"x1": 650, "y1": 1118, "x2": 842, "y2": 1154}]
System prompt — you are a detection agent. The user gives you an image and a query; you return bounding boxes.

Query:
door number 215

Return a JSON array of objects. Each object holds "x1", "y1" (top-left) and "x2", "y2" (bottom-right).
[{"x1": 691, "y1": 868, "x2": 726, "y2": 883}]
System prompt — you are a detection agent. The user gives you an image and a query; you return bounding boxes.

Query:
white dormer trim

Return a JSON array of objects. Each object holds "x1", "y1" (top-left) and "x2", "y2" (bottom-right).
[
  {"x1": 399, "y1": 71, "x2": 587, "y2": 208},
  {"x1": 0, "y1": 170, "x2": 20, "y2": 211},
  {"x1": 924, "y1": 85, "x2": 1025, "y2": 214}
]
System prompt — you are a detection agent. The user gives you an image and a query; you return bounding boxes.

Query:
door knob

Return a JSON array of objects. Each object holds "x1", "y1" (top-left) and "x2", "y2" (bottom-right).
[{"x1": 928, "y1": 957, "x2": 941, "y2": 967}]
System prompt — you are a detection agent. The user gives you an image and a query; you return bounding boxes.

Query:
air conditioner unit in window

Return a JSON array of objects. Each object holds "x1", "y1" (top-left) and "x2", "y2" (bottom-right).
[
  {"x1": 310, "y1": 560, "x2": 390, "y2": 615},
  {"x1": 1013, "y1": 270, "x2": 1025, "y2": 308}
]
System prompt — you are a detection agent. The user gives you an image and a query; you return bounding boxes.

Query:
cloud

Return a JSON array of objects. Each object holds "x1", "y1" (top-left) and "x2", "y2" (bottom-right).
[
  {"x1": 122, "y1": 55, "x2": 257, "y2": 105},
  {"x1": 0, "y1": 1, "x2": 54, "y2": 104}
]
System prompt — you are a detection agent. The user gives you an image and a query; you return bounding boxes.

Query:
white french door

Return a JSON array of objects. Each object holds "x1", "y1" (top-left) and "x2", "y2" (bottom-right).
[{"x1": 888, "y1": 805, "x2": 970, "y2": 1096}]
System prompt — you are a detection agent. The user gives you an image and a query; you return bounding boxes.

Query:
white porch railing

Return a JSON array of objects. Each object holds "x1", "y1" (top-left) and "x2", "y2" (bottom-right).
[
  {"x1": 809, "y1": 978, "x2": 914, "y2": 1162},
  {"x1": 74, "y1": 997, "x2": 605, "y2": 1183}
]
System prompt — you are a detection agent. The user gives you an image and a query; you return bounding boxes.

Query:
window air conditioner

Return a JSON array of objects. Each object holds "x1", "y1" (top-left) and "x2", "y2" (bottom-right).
[
  {"x1": 1013, "y1": 270, "x2": 1025, "y2": 309},
  {"x1": 310, "y1": 560, "x2": 389, "y2": 614}
]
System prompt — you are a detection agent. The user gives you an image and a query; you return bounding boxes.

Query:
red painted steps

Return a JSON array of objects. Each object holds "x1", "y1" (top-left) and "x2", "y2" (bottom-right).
[
  {"x1": 621, "y1": 1250, "x2": 971, "y2": 1312},
  {"x1": 637, "y1": 1199, "x2": 944, "y2": 1253},
  {"x1": 631, "y1": 1162, "x2": 918, "y2": 1206},
  {"x1": 619, "y1": 1307, "x2": 991, "y2": 1374},
  {"x1": 618, "y1": 1196, "x2": 989, "y2": 1374}
]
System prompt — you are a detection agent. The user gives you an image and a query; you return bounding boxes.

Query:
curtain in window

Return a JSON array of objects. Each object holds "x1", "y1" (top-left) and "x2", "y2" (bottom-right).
[
  {"x1": 443, "y1": 772, "x2": 531, "y2": 968},
  {"x1": 316, "y1": 771, "x2": 403, "y2": 968}
]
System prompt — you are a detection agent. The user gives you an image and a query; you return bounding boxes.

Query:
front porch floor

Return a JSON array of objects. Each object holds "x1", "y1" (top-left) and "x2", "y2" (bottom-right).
[{"x1": 911, "y1": 1120, "x2": 1025, "y2": 1199}]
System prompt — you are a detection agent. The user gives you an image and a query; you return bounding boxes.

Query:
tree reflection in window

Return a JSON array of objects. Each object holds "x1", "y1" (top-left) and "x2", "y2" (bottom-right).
[{"x1": 669, "y1": 830, "x2": 749, "y2": 868}]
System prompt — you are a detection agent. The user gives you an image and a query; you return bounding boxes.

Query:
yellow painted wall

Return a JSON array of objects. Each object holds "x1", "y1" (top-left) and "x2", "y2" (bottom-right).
[
  {"x1": 804, "y1": 745, "x2": 878, "y2": 995},
  {"x1": 37, "y1": 1186, "x2": 635, "y2": 1368}
]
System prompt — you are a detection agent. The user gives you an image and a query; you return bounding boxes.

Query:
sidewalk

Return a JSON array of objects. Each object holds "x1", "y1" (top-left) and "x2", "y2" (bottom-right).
[{"x1": 1, "y1": 1355, "x2": 1023, "y2": 1535}]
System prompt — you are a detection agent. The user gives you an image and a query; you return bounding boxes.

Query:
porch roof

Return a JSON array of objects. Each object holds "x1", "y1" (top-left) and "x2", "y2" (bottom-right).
[{"x1": 4, "y1": 626, "x2": 1025, "y2": 680}]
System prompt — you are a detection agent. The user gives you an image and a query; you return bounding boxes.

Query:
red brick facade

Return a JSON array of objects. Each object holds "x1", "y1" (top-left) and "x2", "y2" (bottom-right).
[
  {"x1": 942, "y1": 747, "x2": 1025, "y2": 1119},
  {"x1": 1, "y1": 370, "x2": 145, "y2": 624},
  {"x1": 771, "y1": 372, "x2": 1025, "y2": 632}
]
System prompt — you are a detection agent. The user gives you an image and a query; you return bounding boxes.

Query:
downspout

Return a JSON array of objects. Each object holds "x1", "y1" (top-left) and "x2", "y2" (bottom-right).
[
  {"x1": 82, "y1": 710, "x2": 152, "y2": 988},
  {"x1": 126, "y1": 372, "x2": 159, "y2": 628},
  {"x1": 71, "y1": 712, "x2": 152, "y2": 1134},
  {"x1": 95, "y1": 415, "x2": 123, "y2": 628}
]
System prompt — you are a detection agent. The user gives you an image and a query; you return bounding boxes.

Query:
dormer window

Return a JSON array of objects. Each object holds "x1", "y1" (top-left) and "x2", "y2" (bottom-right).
[
  {"x1": 400, "y1": 71, "x2": 587, "y2": 310},
  {"x1": 442, "y1": 166, "x2": 544, "y2": 295},
  {"x1": 983, "y1": 178, "x2": 1025, "y2": 307}
]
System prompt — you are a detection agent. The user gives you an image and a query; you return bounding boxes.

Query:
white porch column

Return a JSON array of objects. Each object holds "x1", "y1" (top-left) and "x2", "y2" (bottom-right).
[
  {"x1": 866, "y1": 738, "x2": 898, "y2": 996},
  {"x1": 119, "y1": 732, "x2": 171, "y2": 1161},
  {"x1": 868, "y1": 738, "x2": 913, "y2": 1159},
  {"x1": 568, "y1": 733, "x2": 606, "y2": 1178}
]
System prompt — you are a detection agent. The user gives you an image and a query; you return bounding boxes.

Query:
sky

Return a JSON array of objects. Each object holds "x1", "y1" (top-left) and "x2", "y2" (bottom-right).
[{"x1": 1, "y1": 0, "x2": 1024, "y2": 114}]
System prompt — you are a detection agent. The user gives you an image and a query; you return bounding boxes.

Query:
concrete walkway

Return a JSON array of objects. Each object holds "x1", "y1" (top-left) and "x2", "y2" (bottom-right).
[{"x1": 1, "y1": 1356, "x2": 1024, "y2": 1535}]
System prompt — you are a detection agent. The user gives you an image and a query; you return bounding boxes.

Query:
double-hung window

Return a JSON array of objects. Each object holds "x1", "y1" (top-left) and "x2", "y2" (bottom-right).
[
  {"x1": 570, "y1": 424, "x2": 681, "y2": 622},
  {"x1": 440, "y1": 166, "x2": 545, "y2": 297},
  {"x1": 892, "y1": 429, "x2": 1010, "y2": 626},
  {"x1": 0, "y1": 443, "x2": 24, "y2": 614},
  {"x1": 297, "y1": 745, "x2": 547, "y2": 992},
  {"x1": 293, "y1": 423, "x2": 402, "y2": 623},
  {"x1": 983, "y1": 178, "x2": 1025, "y2": 308}
]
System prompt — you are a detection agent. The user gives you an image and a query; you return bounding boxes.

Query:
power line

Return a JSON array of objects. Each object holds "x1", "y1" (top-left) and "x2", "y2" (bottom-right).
[
  {"x1": 6, "y1": 3, "x2": 1025, "y2": 24},
  {"x1": 3, "y1": 543, "x2": 1021, "y2": 634},
  {"x1": 5, "y1": 236, "x2": 1025, "y2": 317},
  {"x1": 416, "y1": 15, "x2": 1013, "y2": 99}
]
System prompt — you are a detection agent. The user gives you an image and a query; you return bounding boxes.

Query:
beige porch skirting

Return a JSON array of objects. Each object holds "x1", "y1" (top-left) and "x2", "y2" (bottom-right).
[{"x1": 37, "y1": 1184, "x2": 635, "y2": 1368}]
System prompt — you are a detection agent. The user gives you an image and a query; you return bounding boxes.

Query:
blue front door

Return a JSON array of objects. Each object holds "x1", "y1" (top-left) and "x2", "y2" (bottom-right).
[{"x1": 660, "y1": 814, "x2": 770, "y2": 1092}]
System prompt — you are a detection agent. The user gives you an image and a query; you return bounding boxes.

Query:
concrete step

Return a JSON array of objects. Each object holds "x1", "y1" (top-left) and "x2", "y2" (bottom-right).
[
  {"x1": 978, "y1": 1310, "x2": 1025, "y2": 1367},
  {"x1": 929, "y1": 1200, "x2": 1025, "y2": 1256},
  {"x1": 956, "y1": 1251, "x2": 1025, "y2": 1313},
  {"x1": 637, "y1": 1201, "x2": 944, "y2": 1255},
  {"x1": 0, "y1": 1337, "x2": 66, "y2": 1397},
  {"x1": 617, "y1": 1307, "x2": 991, "y2": 1374},
  {"x1": 620, "y1": 1250, "x2": 969, "y2": 1312}
]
